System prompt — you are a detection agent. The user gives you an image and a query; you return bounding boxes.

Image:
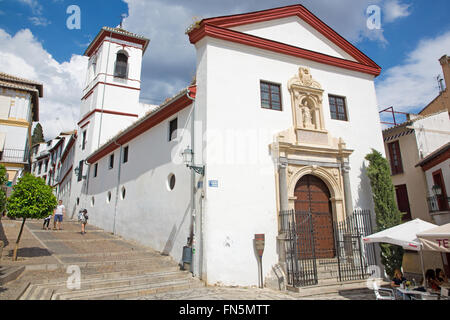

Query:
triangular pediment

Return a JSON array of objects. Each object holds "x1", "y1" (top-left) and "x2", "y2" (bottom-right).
[{"x1": 188, "y1": 4, "x2": 380, "y2": 76}]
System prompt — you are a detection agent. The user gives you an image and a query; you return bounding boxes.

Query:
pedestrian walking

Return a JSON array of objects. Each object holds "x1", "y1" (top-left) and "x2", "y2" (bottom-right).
[
  {"x1": 53, "y1": 200, "x2": 65, "y2": 230},
  {"x1": 78, "y1": 209, "x2": 88, "y2": 235},
  {"x1": 42, "y1": 213, "x2": 51, "y2": 230}
]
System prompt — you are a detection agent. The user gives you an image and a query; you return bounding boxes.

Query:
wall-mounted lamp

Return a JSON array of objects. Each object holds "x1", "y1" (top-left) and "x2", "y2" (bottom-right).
[
  {"x1": 432, "y1": 185, "x2": 442, "y2": 196},
  {"x1": 182, "y1": 146, "x2": 204, "y2": 175}
]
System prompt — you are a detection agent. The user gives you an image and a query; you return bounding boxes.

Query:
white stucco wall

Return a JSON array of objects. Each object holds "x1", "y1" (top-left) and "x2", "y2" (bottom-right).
[
  {"x1": 195, "y1": 36, "x2": 384, "y2": 286},
  {"x1": 83, "y1": 105, "x2": 193, "y2": 263},
  {"x1": 413, "y1": 111, "x2": 450, "y2": 158},
  {"x1": 231, "y1": 16, "x2": 357, "y2": 62}
]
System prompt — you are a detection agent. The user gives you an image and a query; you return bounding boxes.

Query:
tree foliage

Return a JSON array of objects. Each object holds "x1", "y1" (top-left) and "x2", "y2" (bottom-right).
[
  {"x1": 7, "y1": 173, "x2": 57, "y2": 219},
  {"x1": 365, "y1": 149, "x2": 404, "y2": 277},
  {"x1": 0, "y1": 165, "x2": 7, "y2": 214},
  {"x1": 31, "y1": 123, "x2": 45, "y2": 145},
  {"x1": 6, "y1": 173, "x2": 57, "y2": 260}
]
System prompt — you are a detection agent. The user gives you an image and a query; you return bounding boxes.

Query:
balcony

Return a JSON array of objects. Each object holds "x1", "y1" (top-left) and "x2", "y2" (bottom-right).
[
  {"x1": 0, "y1": 148, "x2": 29, "y2": 164},
  {"x1": 427, "y1": 195, "x2": 450, "y2": 225}
]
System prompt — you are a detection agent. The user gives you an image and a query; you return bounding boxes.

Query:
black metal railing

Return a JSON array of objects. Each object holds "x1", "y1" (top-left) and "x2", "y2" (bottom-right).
[
  {"x1": 334, "y1": 209, "x2": 376, "y2": 282},
  {"x1": 280, "y1": 208, "x2": 376, "y2": 288},
  {"x1": 0, "y1": 148, "x2": 29, "y2": 163},
  {"x1": 280, "y1": 209, "x2": 318, "y2": 287},
  {"x1": 427, "y1": 195, "x2": 450, "y2": 212}
]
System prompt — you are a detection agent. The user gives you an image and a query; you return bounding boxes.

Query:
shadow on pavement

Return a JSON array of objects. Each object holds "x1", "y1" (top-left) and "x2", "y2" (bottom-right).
[
  {"x1": 337, "y1": 288, "x2": 376, "y2": 300},
  {"x1": 6, "y1": 247, "x2": 52, "y2": 258}
]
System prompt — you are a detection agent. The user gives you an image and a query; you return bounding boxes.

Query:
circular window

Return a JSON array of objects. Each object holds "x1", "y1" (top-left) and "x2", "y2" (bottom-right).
[
  {"x1": 91, "y1": 196, "x2": 95, "y2": 207},
  {"x1": 121, "y1": 186, "x2": 126, "y2": 200},
  {"x1": 167, "y1": 174, "x2": 176, "y2": 191},
  {"x1": 107, "y1": 191, "x2": 112, "y2": 203}
]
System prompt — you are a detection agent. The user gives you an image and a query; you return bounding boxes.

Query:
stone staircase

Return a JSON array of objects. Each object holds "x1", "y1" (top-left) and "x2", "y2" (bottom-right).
[{"x1": 18, "y1": 251, "x2": 204, "y2": 300}]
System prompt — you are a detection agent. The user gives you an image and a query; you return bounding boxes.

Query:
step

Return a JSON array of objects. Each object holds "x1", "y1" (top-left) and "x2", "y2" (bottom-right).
[
  {"x1": 287, "y1": 278, "x2": 384, "y2": 297},
  {"x1": 53, "y1": 277, "x2": 205, "y2": 300},
  {"x1": 23, "y1": 270, "x2": 194, "y2": 300},
  {"x1": 0, "y1": 266, "x2": 25, "y2": 285}
]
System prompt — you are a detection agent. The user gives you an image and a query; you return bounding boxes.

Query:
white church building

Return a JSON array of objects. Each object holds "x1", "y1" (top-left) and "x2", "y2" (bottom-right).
[{"x1": 64, "y1": 5, "x2": 385, "y2": 289}]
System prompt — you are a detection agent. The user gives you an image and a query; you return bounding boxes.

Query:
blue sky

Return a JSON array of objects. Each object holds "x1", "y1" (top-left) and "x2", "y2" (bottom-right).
[{"x1": 1, "y1": 0, "x2": 449, "y2": 138}]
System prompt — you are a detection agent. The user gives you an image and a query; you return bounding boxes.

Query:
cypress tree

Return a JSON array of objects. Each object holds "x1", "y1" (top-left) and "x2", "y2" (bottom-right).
[
  {"x1": 365, "y1": 149, "x2": 404, "y2": 277},
  {"x1": 31, "y1": 123, "x2": 45, "y2": 145}
]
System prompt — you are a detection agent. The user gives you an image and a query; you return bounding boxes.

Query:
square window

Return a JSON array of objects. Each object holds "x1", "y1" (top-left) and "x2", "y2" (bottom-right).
[
  {"x1": 328, "y1": 95, "x2": 348, "y2": 121},
  {"x1": 260, "y1": 81, "x2": 282, "y2": 111}
]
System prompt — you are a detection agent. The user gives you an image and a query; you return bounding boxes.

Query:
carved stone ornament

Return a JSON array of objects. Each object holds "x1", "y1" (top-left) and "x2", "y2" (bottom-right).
[
  {"x1": 289, "y1": 67, "x2": 322, "y2": 90},
  {"x1": 288, "y1": 67, "x2": 326, "y2": 133}
]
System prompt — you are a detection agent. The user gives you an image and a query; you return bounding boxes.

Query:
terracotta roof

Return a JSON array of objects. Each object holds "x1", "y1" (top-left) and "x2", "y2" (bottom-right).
[
  {"x1": 0, "y1": 72, "x2": 43, "y2": 121},
  {"x1": 0, "y1": 72, "x2": 43, "y2": 96},
  {"x1": 86, "y1": 85, "x2": 196, "y2": 164},
  {"x1": 84, "y1": 26, "x2": 150, "y2": 56},
  {"x1": 382, "y1": 110, "x2": 448, "y2": 134},
  {"x1": 416, "y1": 142, "x2": 450, "y2": 168}
]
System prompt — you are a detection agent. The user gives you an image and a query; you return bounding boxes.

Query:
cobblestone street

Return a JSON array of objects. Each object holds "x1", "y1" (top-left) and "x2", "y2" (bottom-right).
[{"x1": 1, "y1": 218, "x2": 378, "y2": 300}]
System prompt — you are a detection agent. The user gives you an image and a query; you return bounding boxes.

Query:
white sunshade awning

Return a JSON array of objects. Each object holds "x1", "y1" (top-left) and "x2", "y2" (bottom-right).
[
  {"x1": 362, "y1": 219, "x2": 438, "y2": 251},
  {"x1": 416, "y1": 223, "x2": 450, "y2": 253}
]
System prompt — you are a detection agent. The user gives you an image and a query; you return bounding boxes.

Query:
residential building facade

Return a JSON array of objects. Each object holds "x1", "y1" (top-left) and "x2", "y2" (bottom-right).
[
  {"x1": 0, "y1": 72, "x2": 42, "y2": 191},
  {"x1": 383, "y1": 110, "x2": 450, "y2": 278},
  {"x1": 416, "y1": 142, "x2": 450, "y2": 278}
]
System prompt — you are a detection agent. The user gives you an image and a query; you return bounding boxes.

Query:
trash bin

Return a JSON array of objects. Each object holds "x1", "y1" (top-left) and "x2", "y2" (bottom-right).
[{"x1": 182, "y1": 246, "x2": 192, "y2": 271}]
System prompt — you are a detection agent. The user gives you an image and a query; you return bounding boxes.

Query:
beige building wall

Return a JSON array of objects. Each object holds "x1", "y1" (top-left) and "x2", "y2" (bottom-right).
[{"x1": 384, "y1": 129, "x2": 431, "y2": 222}]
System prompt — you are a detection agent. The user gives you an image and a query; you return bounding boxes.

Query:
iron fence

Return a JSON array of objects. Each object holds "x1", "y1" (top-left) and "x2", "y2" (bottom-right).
[
  {"x1": 280, "y1": 208, "x2": 376, "y2": 287},
  {"x1": 0, "y1": 148, "x2": 29, "y2": 163},
  {"x1": 427, "y1": 195, "x2": 450, "y2": 212}
]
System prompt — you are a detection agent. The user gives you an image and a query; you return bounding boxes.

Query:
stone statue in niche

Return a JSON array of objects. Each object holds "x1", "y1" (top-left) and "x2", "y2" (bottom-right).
[{"x1": 300, "y1": 99, "x2": 314, "y2": 129}]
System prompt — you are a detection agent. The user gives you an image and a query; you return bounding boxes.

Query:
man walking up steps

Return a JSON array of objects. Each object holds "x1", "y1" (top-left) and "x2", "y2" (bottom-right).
[{"x1": 53, "y1": 200, "x2": 66, "y2": 230}]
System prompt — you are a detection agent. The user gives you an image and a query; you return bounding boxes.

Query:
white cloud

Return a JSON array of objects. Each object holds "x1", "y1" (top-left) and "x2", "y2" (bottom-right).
[
  {"x1": 29, "y1": 16, "x2": 51, "y2": 26},
  {"x1": 375, "y1": 30, "x2": 450, "y2": 113},
  {"x1": 0, "y1": 28, "x2": 87, "y2": 140},
  {"x1": 383, "y1": 0, "x2": 412, "y2": 23},
  {"x1": 17, "y1": 0, "x2": 43, "y2": 15},
  {"x1": 121, "y1": 0, "x2": 414, "y2": 103}
]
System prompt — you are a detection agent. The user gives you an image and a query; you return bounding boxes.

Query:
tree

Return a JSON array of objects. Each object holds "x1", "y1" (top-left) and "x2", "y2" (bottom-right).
[
  {"x1": 365, "y1": 149, "x2": 404, "y2": 277},
  {"x1": 0, "y1": 165, "x2": 7, "y2": 216},
  {"x1": 6, "y1": 173, "x2": 57, "y2": 261},
  {"x1": 31, "y1": 123, "x2": 45, "y2": 145}
]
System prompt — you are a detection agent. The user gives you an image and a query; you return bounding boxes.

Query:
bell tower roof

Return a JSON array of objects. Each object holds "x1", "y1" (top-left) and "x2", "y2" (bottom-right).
[{"x1": 84, "y1": 26, "x2": 150, "y2": 57}]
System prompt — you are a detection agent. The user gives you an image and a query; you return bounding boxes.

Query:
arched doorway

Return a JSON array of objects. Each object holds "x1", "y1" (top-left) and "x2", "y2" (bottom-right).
[{"x1": 294, "y1": 174, "x2": 335, "y2": 259}]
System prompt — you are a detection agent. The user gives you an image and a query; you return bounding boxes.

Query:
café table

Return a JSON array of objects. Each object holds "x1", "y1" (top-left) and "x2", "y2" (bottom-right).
[{"x1": 395, "y1": 287, "x2": 440, "y2": 300}]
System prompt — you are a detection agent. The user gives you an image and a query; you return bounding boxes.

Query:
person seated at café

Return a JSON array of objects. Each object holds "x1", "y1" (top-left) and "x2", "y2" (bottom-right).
[
  {"x1": 425, "y1": 269, "x2": 441, "y2": 292},
  {"x1": 391, "y1": 269, "x2": 407, "y2": 288},
  {"x1": 435, "y1": 268, "x2": 448, "y2": 285}
]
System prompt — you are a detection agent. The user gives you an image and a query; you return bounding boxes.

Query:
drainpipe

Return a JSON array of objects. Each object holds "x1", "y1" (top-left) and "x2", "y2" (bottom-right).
[
  {"x1": 186, "y1": 87, "x2": 203, "y2": 279},
  {"x1": 112, "y1": 140, "x2": 123, "y2": 235}
]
